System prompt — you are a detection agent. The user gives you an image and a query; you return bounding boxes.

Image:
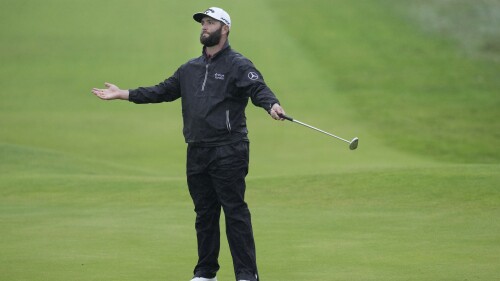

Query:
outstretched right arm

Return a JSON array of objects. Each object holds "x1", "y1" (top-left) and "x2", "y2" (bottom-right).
[
  {"x1": 92, "y1": 82, "x2": 129, "y2": 100},
  {"x1": 92, "y1": 69, "x2": 181, "y2": 103}
]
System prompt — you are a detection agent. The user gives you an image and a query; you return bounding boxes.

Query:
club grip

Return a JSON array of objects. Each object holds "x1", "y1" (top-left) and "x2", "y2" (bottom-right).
[{"x1": 278, "y1": 114, "x2": 294, "y2": 121}]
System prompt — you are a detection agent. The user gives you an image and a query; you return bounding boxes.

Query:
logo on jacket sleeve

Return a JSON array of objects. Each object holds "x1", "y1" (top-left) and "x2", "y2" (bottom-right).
[{"x1": 248, "y1": 72, "x2": 259, "y2": 80}]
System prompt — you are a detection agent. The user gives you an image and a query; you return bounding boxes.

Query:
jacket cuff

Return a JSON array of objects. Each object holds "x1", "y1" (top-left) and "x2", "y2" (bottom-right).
[{"x1": 128, "y1": 89, "x2": 138, "y2": 102}]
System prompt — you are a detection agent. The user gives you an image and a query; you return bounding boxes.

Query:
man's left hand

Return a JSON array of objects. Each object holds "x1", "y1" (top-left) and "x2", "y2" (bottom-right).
[{"x1": 270, "y1": 103, "x2": 286, "y2": 120}]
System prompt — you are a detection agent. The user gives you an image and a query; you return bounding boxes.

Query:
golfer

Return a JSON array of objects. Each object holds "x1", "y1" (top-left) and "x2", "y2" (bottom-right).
[{"x1": 92, "y1": 7, "x2": 285, "y2": 281}]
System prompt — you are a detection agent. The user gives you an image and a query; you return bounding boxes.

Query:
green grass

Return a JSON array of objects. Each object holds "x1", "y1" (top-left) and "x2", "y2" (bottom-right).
[
  {"x1": 268, "y1": 0, "x2": 500, "y2": 163},
  {"x1": 1, "y1": 0, "x2": 499, "y2": 280},
  {"x1": 2, "y1": 161, "x2": 498, "y2": 280}
]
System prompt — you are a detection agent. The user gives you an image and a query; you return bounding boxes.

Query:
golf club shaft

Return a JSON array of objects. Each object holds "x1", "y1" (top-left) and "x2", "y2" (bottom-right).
[{"x1": 280, "y1": 114, "x2": 351, "y2": 144}]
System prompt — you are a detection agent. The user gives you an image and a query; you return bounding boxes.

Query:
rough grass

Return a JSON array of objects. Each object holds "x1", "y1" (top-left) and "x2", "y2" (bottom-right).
[{"x1": 407, "y1": 0, "x2": 500, "y2": 60}]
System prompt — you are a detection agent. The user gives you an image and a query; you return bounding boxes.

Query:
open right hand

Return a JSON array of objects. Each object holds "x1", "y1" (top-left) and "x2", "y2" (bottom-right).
[{"x1": 92, "y1": 82, "x2": 129, "y2": 100}]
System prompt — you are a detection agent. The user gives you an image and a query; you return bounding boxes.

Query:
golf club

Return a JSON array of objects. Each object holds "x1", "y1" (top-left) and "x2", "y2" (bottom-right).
[{"x1": 278, "y1": 114, "x2": 359, "y2": 150}]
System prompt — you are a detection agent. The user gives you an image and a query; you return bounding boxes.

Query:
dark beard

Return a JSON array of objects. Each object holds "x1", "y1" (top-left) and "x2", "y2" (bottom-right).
[{"x1": 200, "y1": 25, "x2": 223, "y2": 47}]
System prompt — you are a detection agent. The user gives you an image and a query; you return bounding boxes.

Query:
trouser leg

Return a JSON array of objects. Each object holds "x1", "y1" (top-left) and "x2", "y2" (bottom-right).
[
  {"x1": 187, "y1": 146, "x2": 221, "y2": 278},
  {"x1": 211, "y1": 142, "x2": 259, "y2": 281}
]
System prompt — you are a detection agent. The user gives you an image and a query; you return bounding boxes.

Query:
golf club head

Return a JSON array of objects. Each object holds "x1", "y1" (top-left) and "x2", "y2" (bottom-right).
[{"x1": 349, "y1": 137, "x2": 359, "y2": 150}]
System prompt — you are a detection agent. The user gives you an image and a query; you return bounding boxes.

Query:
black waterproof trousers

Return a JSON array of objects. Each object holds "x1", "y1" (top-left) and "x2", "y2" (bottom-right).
[{"x1": 187, "y1": 141, "x2": 259, "y2": 281}]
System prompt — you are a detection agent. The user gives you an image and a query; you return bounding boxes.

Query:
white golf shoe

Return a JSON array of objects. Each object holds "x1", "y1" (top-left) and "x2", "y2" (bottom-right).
[{"x1": 190, "y1": 277, "x2": 217, "y2": 281}]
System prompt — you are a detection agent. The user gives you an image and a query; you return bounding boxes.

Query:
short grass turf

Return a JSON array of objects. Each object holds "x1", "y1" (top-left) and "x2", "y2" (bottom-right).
[
  {"x1": 2, "y1": 158, "x2": 498, "y2": 280},
  {"x1": 1, "y1": 0, "x2": 499, "y2": 280}
]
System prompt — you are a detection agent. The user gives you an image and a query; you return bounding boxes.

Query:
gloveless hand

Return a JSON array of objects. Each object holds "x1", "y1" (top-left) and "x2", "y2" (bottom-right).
[{"x1": 92, "y1": 82, "x2": 129, "y2": 100}]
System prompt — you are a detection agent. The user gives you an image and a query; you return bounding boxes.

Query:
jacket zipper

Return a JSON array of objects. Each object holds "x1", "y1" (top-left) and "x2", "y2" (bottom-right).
[
  {"x1": 201, "y1": 64, "x2": 209, "y2": 91},
  {"x1": 226, "y1": 110, "x2": 232, "y2": 133}
]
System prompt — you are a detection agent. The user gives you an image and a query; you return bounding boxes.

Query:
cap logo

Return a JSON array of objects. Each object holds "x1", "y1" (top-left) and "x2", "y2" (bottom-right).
[
  {"x1": 220, "y1": 17, "x2": 230, "y2": 25},
  {"x1": 205, "y1": 9, "x2": 215, "y2": 14},
  {"x1": 248, "y1": 72, "x2": 259, "y2": 80}
]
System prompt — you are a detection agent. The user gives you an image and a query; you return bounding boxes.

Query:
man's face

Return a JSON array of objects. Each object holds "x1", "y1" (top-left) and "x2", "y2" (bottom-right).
[{"x1": 200, "y1": 17, "x2": 224, "y2": 47}]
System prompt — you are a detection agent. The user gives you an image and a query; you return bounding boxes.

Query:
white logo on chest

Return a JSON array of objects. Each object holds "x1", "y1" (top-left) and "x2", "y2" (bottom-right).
[{"x1": 215, "y1": 73, "x2": 225, "y2": 80}]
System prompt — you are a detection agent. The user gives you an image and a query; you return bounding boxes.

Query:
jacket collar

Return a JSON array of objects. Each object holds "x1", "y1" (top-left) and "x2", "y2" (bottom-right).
[{"x1": 202, "y1": 41, "x2": 230, "y2": 61}]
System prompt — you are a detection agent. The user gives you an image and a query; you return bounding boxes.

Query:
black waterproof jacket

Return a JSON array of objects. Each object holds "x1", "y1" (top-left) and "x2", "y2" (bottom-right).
[{"x1": 129, "y1": 43, "x2": 280, "y2": 146}]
